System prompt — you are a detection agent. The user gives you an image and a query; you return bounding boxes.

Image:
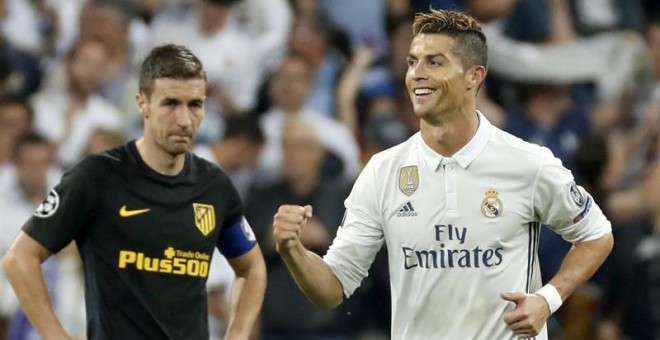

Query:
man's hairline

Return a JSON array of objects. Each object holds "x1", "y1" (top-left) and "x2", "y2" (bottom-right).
[
  {"x1": 411, "y1": 32, "x2": 486, "y2": 72},
  {"x1": 139, "y1": 76, "x2": 208, "y2": 99}
]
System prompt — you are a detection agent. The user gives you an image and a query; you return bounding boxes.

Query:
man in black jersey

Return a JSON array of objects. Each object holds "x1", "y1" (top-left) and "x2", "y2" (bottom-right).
[{"x1": 2, "y1": 44, "x2": 267, "y2": 339}]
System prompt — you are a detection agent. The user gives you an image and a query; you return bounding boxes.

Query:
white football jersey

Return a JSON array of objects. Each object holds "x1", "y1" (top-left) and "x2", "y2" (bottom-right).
[{"x1": 324, "y1": 112, "x2": 611, "y2": 340}]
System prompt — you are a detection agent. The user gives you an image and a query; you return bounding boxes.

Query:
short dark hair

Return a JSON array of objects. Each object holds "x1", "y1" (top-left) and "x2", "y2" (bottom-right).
[
  {"x1": 222, "y1": 115, "x2": 264, "y2": 145},
  {"x1": 13, "y1": 132, "x2": 52, "y2": 159},
  {"x1": 412, "y1": 9, "x2": 487, "y2": 70},
  {"x1": 138, "y1": 44, "x2": 207, "y2": 97},
  {"x1": 0, "y1": 94, "x2": 34, "y2": 124}
]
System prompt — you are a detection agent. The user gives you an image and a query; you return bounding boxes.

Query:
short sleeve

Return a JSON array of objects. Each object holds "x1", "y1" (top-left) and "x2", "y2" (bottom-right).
[
  {"x1": 216, "y1": 177, "x2": 256, "y2": 258},
  {"x1": 323, "y1": 159, "x2": 385, "y2": 298},
  {"x1": 22, "y1": 159, "x2": 97, "y2": 253},
  {"x1": 533, "y1": 154, "x2": 612, "y2": 243}
]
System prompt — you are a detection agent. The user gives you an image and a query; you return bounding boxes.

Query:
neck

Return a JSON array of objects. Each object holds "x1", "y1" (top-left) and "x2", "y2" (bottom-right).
[
  {"x1": 654, "y1": 212, "x2": 660, "y2": 233},
  {"x1": 68, "y1": 87, "x2": 89, "y2": 104},
  {"x1": 420, "y1": 105, "x2": 479, "y2": 156},
  {"x1": 135, "y1": 137, "x2": 185, "y2": 176},
  {"x1": 280, "y1": 105, "x2": 303, "y2": 116},
  {"x1": 290, "y1": 171, "x2": 318, "y2": 197}
]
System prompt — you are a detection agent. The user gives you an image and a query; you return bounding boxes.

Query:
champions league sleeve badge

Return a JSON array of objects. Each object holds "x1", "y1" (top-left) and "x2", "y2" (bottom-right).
[
  {"x1": 240, "y1": 217, "x2": 256, "y2": 241},
  {"x1": 34, "y1": 189, "x2": 60, "y2": 218},
  {"x1": 569, "y1": 182, "x2": 585, "y2": 207},
  {"x1": 481, "y1": 189, "x2": 503, "y2": 219}
]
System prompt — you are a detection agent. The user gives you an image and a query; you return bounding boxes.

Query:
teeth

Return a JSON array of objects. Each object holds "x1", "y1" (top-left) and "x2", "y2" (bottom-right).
[{"x1": 414, "y1": 88, "x2": 436, "y2": 95}]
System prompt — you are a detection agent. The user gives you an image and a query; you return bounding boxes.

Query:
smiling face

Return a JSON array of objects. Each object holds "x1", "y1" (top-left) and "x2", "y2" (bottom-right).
[
  {"x1": 137, "y1": 78, "x2": 206, "y2": 156},
  {"x1": 405, "y1": 33, "x2": 478, "y2": 122}
]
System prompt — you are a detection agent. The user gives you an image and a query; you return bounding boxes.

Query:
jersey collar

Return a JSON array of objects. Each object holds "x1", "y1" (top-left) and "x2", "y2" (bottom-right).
[{"x1": 417, "y1": 110, "x2": 492, "y2": 171}]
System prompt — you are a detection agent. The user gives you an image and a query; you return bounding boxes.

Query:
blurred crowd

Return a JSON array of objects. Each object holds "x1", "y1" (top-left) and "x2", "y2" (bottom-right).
[{"x1": 0, "y1": 0, "x2": 659, "y2": 339}]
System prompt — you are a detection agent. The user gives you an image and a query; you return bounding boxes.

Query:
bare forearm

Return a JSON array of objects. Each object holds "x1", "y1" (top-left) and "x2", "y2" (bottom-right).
[
  {"x1": 2, "y1": 253, "x2": 68, "y2": 339},
  {"x1": 548, "y1": 0, "x2": 576, "y2": 43},
  {"x1": 225, "y1": 261, "x2": 266, "y2": 339},
  {"x1": 280, "y1": 243, "x2": 343, "y2": 310},
  {"x1": 336, "y1": 47, "x2": 373, "y2": 135},
  {"x1": 549, "y1": 233, "x2": 614, "y2": 300},
  {"x1": 225, "y1": 279, "x2": 262, "y2": 339}
]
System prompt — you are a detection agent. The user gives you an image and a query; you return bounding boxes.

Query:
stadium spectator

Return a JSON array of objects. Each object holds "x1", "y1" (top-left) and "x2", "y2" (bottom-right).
[
  {"x1": 31, "y1": 38, "x2": 121, "y2": 168},
  {"x1": 257, "y1": 55, "x2": 360, "y2": 186}
]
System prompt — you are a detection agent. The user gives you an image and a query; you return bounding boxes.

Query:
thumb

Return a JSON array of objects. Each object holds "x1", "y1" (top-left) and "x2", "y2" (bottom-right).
[
  {"x1": 303, "y1": 205, "x2": 313, "y2": 219},
  {"x1": 500, "y1": 292, "x2": 526, "y2": 304}
]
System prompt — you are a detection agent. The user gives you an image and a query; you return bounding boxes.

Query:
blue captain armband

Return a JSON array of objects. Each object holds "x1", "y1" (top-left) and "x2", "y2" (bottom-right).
[{"x1": 217, "y1": 216, "x2": 257, "y2": 258}]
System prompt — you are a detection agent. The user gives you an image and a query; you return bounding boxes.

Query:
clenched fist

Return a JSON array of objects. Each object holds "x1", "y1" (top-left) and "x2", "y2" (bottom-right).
[{"x1": 273, "y1": 205, "x2": 313, "y2": 253}]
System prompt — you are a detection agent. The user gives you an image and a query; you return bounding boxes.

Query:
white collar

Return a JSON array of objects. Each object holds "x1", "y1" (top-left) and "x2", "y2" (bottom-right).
[{"x1": 417, "y1": 110, "x2": 492, "y2": 171}]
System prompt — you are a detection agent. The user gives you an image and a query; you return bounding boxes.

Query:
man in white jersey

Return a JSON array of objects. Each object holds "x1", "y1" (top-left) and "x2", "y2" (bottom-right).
[{"x1": 272, "y1": 9, "x2": 614, "y2": 340}]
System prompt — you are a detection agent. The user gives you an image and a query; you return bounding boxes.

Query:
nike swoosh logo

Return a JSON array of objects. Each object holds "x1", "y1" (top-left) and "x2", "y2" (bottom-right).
[{"x1": 119, "y1": 205, "x2": 150, "y2": 217}]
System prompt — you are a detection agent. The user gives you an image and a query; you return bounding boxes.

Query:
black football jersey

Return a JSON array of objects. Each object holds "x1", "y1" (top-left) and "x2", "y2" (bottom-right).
[{"x1": 23, "y1": 141, "x2": 256, "y2": 339}]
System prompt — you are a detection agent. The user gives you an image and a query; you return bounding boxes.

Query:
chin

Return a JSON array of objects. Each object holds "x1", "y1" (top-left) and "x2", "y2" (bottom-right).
[
  {"x1": 166, "y1": 142, "x2": 190, "y2": 156},
  {"x1": 412, "y1": 106, "x2": 433, "y2": 118}
]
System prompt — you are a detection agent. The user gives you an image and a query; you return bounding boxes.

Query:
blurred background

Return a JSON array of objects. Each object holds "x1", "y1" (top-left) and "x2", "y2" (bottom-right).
[{"x1": 0, "y1": 0, "x2": 659, "y2": 339}]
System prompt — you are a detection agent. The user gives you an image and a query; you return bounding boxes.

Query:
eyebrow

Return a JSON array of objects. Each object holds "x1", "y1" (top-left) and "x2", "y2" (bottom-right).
[
  {"x1": 407, "y1": 53, "x2": 448, "y2": 60},
  {"x1": 160, "y1": 97, "x2": 205, "y2": 104}
]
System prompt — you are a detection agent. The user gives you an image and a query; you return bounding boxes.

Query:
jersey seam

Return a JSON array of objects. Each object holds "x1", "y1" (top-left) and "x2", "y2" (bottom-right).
[{"x1": 530, "y1": 155, "x2": 547, "y2": 222}]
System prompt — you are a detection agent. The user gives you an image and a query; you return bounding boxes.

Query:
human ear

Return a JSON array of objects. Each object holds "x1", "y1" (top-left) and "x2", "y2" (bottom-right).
[
  {"x1": 466, "y1": 65, "x2": 487, "y2": 90},
  {"x1": 136, "y1": 93, "x2": 149, "y2": 118}
]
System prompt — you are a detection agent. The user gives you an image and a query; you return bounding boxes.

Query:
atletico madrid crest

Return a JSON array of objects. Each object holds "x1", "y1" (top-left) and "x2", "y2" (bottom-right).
[{"x1": 193, "y1": 203, "x2": 216, "y2": 236}]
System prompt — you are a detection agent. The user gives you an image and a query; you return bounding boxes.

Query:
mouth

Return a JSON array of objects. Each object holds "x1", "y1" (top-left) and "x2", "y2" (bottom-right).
[
  {"x1": 412, "y1": 87, "x2": 437, "y2": 98},
  {"x1": 170, "y1": 134, "x2": 192, "y2": 141}
]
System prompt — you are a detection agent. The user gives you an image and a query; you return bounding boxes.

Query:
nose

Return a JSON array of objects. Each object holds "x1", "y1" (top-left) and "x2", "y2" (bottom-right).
[
  {"x1": 175, "y1": 107, "x2": 192, "y2": 128},
  {"x1": 408, "y1": 62, "x2": 428, "y2": 82}
]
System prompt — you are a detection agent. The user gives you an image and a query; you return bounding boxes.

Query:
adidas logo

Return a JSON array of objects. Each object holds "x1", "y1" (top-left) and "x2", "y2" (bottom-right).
[{"x1": 397, "y1": 202, "x2": 418, "y2": 217}]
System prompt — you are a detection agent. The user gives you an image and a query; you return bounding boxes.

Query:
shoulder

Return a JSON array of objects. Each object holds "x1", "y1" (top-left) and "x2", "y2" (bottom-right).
[
  {"x1": 74, "y1": 152, "x2": 119, "y2": 172},
  {"x1": 367, "y1": 133, "x2": 419, "y2": 169},
  {"x1": 189, "y1": 152, "x2": 233, "y2": 185},
  {"x1": 66, "y1": 147, "x2": 125, "y2": 178}
]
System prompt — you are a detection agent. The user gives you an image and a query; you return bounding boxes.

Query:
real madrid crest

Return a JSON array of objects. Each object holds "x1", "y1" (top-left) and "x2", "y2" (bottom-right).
[
  {"x1": 481, "y1": 189, "x2": 503, "y2": 219},
  {"x1": 399, "y1": 165, "x2": 419, "y2": 196}
]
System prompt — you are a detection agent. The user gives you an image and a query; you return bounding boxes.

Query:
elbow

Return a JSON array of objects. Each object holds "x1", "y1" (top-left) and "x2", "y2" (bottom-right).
[
  {"x1": 312, "y1": 295, "x2": 343, "y2": 311},
  {"x1": 2, "y1": 250, "x2": 19, "y2": 279},
  {"x1": 603, "y1": 232, "x2": 614, "y2": 255},
  {"x1": 309, "y1": 280, "x2": 344, "y2": 311}
]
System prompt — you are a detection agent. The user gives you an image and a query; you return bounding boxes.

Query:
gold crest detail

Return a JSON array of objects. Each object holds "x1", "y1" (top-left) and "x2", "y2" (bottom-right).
[
  {"x1": 481, "y1": 189, "x2": 503, "y2": 219},
  {"x1": 193, "y1": 203, "x2": 216, "y2": 236},
  {"x1": 399, "y1": 166, "x2": 419, "y2": 196}
]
